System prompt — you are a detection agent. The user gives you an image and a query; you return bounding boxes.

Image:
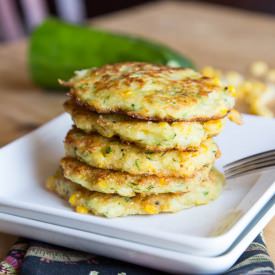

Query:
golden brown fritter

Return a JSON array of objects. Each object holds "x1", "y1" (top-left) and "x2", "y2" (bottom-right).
[
  {"x1": 64, "y1": 100, "x2": 225, "y2": 151},
  {"x1": 64, "y1": 128, "x2": 218, "y2": 178},
  {"x1": 62, "y1": 62, "x2": 235, "y2": 121},
  {"x1": 61, "y1": 157, "x2": 210, "y2": 197},
  {"x1": 46, "y1": 168, "x2": 224, "y2": 218}
]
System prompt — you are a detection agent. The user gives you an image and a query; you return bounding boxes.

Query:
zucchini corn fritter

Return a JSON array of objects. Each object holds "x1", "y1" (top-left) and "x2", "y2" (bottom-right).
[
  {"x1": 64, "y1": 99, "x2": 225, "y2": 151},
  {"x1": 47, "y1": 62, "x2": 237, "y2": 218},
  {"x1": 47, "y1": 168, "x2": 224, "y2": 218},
  {"x1": 61, "y1": 157, "x2": 211, "y2": 197},
  {"x1": 64, "y1": 129, "x2": 218, "y2": 178},
  {"x1": 62, "y1": 62, "x2": 235, "y2": 121}
]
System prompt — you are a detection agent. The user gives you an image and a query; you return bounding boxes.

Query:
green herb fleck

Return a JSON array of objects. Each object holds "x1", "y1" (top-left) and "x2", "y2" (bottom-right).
[
  {"x1": 103, "y1": 95, "x2": 110, "y2": 104},
  {"x1": 203, "y1": 191, "x2": 209, "y2": 196},
  {"x1": 77, "y1": 83, "x2": 87, "y2": 89},
  {"x1": 147, "y1": 185, "x2": 154, "y2": 190},
  {"x1": 182, "y1": 112, "x2": 188, "y2": 118},
  {"x1": 145, "y1": 151, "x2": 154, "y2": 160},
  {"x1": 105, "y1": 146, "x2": 112, "y2": 154},
  {"x1": 135, "y1": 159, "x2": 140, "y2": 170},
  {"x1": 102, "y1": 146, "x2": 112, "y2": 155},
  {"x1": 130, "y1": 182, "x2": 138, "y2": 186}
]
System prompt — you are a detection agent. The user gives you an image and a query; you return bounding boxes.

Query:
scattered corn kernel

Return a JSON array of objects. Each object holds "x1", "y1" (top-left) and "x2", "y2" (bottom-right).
[
  {"x1": 250, "y1": 61, "x2": 269, "y2": 77},
  {"x1": 228, "y1": 109, "x2": 243, "y2": 125},
  {"x1": 201, "y1": 66, "x2": 221, "y2": 78},
  {"x1": 227, "y1": 85, "x2": 237, "y2": 97},
  {"x1": 225, "y1": 71, "x2": 243, "y2": 86},
  {"x1": 267, "y1": 69, "x2": 275, "y2": 82},
  {"x1": 203, "y1": 62, "x2": 275, "y2": 118},
  {"x1": 212, "y1": 77, "x2": 221, "y2": 86}
]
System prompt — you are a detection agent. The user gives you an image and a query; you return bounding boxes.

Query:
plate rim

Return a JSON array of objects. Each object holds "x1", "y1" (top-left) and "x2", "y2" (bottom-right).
[{"x1": 0, "y1": 113, "x2": 275, "y2": 256}]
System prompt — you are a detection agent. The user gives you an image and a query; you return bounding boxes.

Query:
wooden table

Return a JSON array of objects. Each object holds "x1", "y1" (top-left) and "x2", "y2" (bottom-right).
[{"x1": 0, "y1": 0, "x2": 274, "y2": 263}]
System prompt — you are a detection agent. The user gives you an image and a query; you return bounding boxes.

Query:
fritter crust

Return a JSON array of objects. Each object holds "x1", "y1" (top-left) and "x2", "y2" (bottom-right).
[
  {"x1": 64, "y1": 128, "x2": 218, "y2": 178},
  {"x1": 62, "y1": 62, "x2": 235, "y2": 121},
  {"x1": 64, "y1": 100, "x2": 225, "y2": 151},
  {"x1": 61, "y1": 157, "x2": 210, "y2": 197},
  {"x1": 46, "y1": 168, "x2": 224, "y2": 218}
]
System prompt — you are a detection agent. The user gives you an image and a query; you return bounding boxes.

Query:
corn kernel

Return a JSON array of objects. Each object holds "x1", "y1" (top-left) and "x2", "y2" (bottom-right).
[
  {"x1": 220, "y1": 108, "x2": 228, "y2": 116},
  {"x1": 201, "y1": 66, "x2": 221, "y2": 78},
  {"x1": 226, "y1": 71, "x2": 243, "y2": 86},
  {"x1": 215, "y1": 120, "x2": 223, "y2": 130},
  {"x1": 159, "y1": 178, "x2": 166, "y2": 186},
  {"x1": 227, "y1": 85, "x2": 237, "y2": 97},
  {"x1": 266, "y1": 69, "x2": 275, "y2": 82},
  {"x1": 158, "y1": 122, "x2": 167, "y2": 128},
  {"x1": 76, "y1": 205, "x2": 89, "y2": 214},
  {"x1": 228, "y1": 109, "x2": 243, "y2": 125},
  {"x1": 212, "y1": 77, "x2": 221, "y2": 86},
  {"x1": 200, "y1": 143, "x2": 208, "y2": 153},
  {"x1": 144, "y1": 204, "x2": 158, "y2": 214},
  {"x1": 98, "y1": 180, "x2": 107, "y2": 189},
  {"x1": 250, "y1": 61, "x2": 268, "y2": 77},
  {"x1": 69, "y1": 193, "x2": 80, "y2": 206},
  {"x1": 204, "y1": 120, "x2": 223, "y2": 132},
  {"x1": 123, "y1": 90, "x2": 132, "y2": 97}
]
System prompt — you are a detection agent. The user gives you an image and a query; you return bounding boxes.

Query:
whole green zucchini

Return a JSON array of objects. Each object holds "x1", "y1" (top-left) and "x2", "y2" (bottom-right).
[{"x1": 29, "y1": 18, "x2": 194, "y2": 90}]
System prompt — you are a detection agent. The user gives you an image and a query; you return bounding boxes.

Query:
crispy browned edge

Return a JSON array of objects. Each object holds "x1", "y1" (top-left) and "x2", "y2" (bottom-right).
[
  {"x1": 64, "y1": 129, "x2": 219, "y2": 179},
  {"x1": 60, "y1": 156, "x2": 209, "y2": 184},
  {"x1": 67, "y1": 94, "x2": 230, "y2": 122},
  {"x1": 64, "y1": 100, "x2": 205, "y2": 152},
  {"x1": 64, "y1": 127, "x2": 220, "y2": 157},
  {"x1": 59, "y1": 61, "x2": 230, "y2": 122}
]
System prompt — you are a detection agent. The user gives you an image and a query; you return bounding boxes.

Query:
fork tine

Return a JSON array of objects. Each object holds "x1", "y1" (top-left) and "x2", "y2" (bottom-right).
[
  {"x1": 225, "y1": 159, "x2": 275, "y2": 174},
  {"x1": 225, "y1": 161, "x2": 275, "y2": 179},
  {"x1": 224, "y1": 149, "x2": 275, "y2": 170},
  {"x1": 225, "y1": 156, "x2": 275, "y2": 174},
  {"x1": 225, "y1": 166, "x2": 275, "y2": 179}
]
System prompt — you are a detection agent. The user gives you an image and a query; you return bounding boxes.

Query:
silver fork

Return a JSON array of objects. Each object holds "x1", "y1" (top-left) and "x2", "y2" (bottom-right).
[{"x1": 224, "y1": 149, "x2": 275, "y2": 179}]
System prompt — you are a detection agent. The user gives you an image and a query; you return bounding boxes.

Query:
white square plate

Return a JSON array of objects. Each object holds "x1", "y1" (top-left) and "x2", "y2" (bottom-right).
[
  {"x1": 0, "y1": 196, "x2": 274, "y2": 274},
  {"x1": 0, "y1": 113, "x2": 274, "y2": 256}
]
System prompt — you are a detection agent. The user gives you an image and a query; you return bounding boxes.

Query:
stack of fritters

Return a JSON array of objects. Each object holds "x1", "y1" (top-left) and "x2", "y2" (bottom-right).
[{"x1": 47, "y1": 62, "x2": 236, "y2": 218}]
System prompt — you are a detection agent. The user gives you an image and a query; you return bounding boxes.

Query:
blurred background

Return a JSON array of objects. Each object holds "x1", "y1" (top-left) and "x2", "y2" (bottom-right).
[{"x1": 1, "y1": 0, "x2": 275, "y2": 43}]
